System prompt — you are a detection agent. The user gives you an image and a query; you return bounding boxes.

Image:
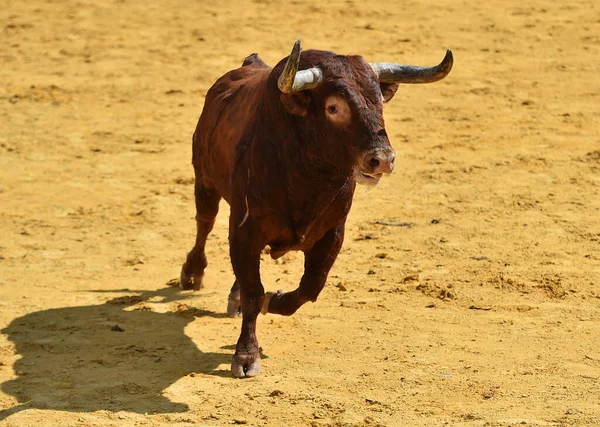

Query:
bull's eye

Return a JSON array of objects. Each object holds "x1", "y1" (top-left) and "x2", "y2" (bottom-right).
[{"x1": 324, "y1": 95, "x2": 351, "y2": 125}]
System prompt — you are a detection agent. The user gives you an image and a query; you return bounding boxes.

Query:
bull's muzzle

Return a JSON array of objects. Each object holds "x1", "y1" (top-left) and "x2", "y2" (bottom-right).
[
  {"x1": 354, "y1": 149, "x2": 395, "y2": 186},
  {"x1": 363, "y1": 150, "x2": 395, "y2": 175}
]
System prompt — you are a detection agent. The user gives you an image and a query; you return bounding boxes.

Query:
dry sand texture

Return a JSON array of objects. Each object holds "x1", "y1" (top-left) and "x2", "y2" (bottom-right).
[{"x1": 1, "y1": 0, "x2": 599, "y2": 425}]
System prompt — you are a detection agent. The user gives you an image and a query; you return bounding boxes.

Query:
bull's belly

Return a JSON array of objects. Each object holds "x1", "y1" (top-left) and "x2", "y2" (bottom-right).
[{"x1": 266, "y1": 215, "x2": 343, "y2": 260}]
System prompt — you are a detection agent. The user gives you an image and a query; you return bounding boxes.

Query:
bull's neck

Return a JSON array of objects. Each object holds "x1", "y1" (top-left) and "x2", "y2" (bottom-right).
[
  {"x1": 253, "y1": 100, "x2": 354, "y2": 210},
  {"x1": 284, "y1": 133, "x2": 351, "y2": 196}
]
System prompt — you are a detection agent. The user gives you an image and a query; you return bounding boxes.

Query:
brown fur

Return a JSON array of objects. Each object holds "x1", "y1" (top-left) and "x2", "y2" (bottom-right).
[{"x1": 181, "y1": 49, "x2": 398, "y2": 376}]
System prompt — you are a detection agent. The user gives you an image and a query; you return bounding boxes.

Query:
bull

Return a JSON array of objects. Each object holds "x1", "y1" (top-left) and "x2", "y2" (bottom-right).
[{"x1": 180, "y1": 41, "x2": 452, "y2": 377}]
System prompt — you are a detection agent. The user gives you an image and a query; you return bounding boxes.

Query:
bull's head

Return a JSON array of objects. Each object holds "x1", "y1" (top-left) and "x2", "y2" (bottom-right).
[{"x1": 276, "y1": 41, "x2": 453, "y2": 186}]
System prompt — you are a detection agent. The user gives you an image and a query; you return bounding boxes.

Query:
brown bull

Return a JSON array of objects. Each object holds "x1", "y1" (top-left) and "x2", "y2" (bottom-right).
[{"x1": 180, "y1": 41, "x2": 452, "y2": 377}]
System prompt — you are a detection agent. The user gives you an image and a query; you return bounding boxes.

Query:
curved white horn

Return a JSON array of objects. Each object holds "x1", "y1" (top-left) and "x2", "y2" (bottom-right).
[
  {"x1": 277, "y1": 40, "x2": 323, "y2": 93},
  {"x1": 370, "y1": 49, "x2": 453, "y2": 84}
]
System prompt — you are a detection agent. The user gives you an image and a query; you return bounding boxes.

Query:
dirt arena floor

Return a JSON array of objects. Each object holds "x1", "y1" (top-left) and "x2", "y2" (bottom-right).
[{"x1": 1, "y1": 0, "x2": 599, "y2": 425}]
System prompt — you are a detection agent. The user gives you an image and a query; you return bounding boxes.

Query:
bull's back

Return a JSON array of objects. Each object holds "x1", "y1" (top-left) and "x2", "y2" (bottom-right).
[{"x1": 192, "y1": 62, "x2": 271, "y2": 203}]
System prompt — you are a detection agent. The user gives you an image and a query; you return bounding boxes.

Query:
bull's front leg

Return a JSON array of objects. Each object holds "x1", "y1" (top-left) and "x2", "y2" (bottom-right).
[
  {"x1": 263, "y1": 222, "x2": 345, "y2": 316},
  {"x1": 229, "y1": 224, "x2": 265, "y2": 378}
]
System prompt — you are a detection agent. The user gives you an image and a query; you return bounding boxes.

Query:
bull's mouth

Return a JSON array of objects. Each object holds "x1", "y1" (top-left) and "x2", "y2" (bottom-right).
[{"x1": 353, "y1": 168, "x2": 384, "y2": 186}]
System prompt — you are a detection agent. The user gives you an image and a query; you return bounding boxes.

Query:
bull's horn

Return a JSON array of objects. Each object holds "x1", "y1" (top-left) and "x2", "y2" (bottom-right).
[
  {"x1": 370, "y1": 49, "x2": 453, "y2": 84},
  {"x1": 277, "y1": 40, "x2": 323, "y2": 93}
]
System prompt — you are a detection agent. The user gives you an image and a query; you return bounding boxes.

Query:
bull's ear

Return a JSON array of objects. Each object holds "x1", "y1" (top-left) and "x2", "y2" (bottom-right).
[
  {"x1": 280, "y1": 92, "x2": 311, "y2": 116},
  {"x1": 380, "y1": 82, "x2": 399, "y2": 103}
]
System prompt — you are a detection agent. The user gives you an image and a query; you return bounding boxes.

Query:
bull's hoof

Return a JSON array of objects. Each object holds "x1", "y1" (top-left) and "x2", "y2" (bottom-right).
[
  {"x1": 231, "y1": 354, "x2": 261, "y2": 378},
  {"x1": 226, "y1": 298, "x2": 241, "y2": 317},
  {"x1": 261, "y1": 289, "x2": 286, "y2": 315},
  {"x1": 226, "y1": 288, "x2": 241, "y2": 317},
  {"x1": 179, "y1": 265, "x2": 204, "y2": 291}
]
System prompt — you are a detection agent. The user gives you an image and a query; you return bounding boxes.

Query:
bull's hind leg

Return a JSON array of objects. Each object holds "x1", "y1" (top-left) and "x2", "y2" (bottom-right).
[
  {"x1": 180, "y1": 182, "x2": 221, "y2": 290},
  {"x1": 263, "y1": 223, "x2": 345, "y2": 315},
  {"x1": 227, "y1": 280, "x2": 241, "y2": 317}
]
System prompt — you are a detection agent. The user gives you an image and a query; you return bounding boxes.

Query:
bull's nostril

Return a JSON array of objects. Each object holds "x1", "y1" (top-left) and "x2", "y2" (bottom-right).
[{"x1": 369, "y1": 157, "x2": 380, "y2": 169}]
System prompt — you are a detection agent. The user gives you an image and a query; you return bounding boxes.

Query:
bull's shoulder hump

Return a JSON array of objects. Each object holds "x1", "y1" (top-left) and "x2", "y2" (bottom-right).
[
  {"x1": 242, "y1": 53, "x2": 270, "y2": 69},
  {"x1": 207, "y1": 65, "x2": 269, "y2": 98}
]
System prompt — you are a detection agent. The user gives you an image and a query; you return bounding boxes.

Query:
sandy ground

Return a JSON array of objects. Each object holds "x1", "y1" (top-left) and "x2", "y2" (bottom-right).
[{"x1": 1, "y1": 0, "x2": 599, "y2": 425}]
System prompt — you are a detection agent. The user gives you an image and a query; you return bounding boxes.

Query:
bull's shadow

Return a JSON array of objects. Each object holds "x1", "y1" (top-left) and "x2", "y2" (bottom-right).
[{"x1": 0, "y1": 286, "x2": 231, "y2": 421}]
